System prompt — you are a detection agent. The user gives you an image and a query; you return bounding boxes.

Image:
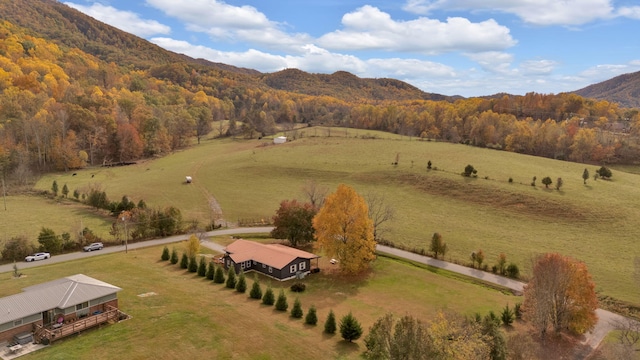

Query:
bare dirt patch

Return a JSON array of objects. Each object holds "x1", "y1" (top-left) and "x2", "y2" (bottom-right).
[{"x1": 373, "y1": 172, "x2": 594, "y2": 222}]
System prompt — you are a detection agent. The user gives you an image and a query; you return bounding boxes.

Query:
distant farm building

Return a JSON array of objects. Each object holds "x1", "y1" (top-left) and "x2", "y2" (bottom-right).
[{"x1": 273, "y1": 136, "x2": 287, "y2": 144}]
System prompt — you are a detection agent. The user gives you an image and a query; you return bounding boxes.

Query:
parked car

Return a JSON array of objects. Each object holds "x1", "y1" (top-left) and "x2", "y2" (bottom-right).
[
  {"x1": 83, "y1": 242, "x2": 104, "y2": 252},
  {"x1": 25, "y1": 252, "x2": 50, "y2": 262}
]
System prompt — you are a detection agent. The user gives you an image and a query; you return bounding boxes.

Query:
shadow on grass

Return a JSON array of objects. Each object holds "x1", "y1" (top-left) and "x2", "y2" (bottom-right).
[{"x1": 335, "y1": 339, "x2": 361, "y2": 357}]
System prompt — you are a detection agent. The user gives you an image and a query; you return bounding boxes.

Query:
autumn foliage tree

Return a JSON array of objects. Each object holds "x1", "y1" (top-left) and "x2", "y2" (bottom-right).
[
  {"x1": 312, "y1": 184, "x2": 376, "y2": 274},
  {"x1": 270, "y1": 199, "x2": 316, "y2": 248},
  {"x1": 522, "y1": 253, "x2": 598, "y2": 336}
]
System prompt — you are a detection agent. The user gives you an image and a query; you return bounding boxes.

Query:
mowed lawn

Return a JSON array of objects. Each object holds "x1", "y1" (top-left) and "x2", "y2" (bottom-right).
[
  {"x1": 2, "y1": 242, "x2": 515, "y2": 360},
  {"x1": 30, "y1": 128, "x2": 640, "y2": 304}
]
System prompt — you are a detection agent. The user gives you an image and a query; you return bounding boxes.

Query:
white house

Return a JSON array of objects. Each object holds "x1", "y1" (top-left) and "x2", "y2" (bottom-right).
[{"x1": 273, "y1": 136, "x2": 287, "y2": 144}]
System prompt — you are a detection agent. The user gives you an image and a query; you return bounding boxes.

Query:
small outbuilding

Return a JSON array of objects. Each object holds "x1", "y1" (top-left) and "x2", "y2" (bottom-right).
[{"x1": 273, "y1": 136, "x2": 287, "y2": 144}]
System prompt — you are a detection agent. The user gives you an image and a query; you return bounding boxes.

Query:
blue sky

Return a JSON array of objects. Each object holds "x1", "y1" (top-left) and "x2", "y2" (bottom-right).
[{"x1": 63, "y1": 0, "x2": 640, "y2": 97}]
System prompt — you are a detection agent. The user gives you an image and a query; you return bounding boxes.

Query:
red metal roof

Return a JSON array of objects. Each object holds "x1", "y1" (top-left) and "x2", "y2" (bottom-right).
[{"x1": 225, "y1": 239, "x2": 319, "y2": 269}]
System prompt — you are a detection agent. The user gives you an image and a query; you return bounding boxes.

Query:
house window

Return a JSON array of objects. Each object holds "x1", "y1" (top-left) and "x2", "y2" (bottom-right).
[
  {"x1": 299, "y1": 261, "x2": 306, "y2": 270},
  {"x1": 262, "y1": 264, "x2": 266, "y2": 268},
  {"x1": 227, "y1": 260, "x2": 231, "y2": 267},
  {"x1": 253, "y1": 261, "x2": 257, "y2": 265},
  {"x1": 241, "y1": 262, "x2": 245, "y2": 269},
  {"x1": 290, "y1": 264, "x2": 297, "y2": 273},
  {"x1": 13, "y1": 319, "x2": 22, "y2": 327},
  {"x1": 246, "y1": 261, "x2": 251, "y2": 268},
  {"x1": 76, "y1": 302, "x2": 89, "y2": 311},
  {"x1": 268, "y1": 266, "x2": 273, "y2": 273}
]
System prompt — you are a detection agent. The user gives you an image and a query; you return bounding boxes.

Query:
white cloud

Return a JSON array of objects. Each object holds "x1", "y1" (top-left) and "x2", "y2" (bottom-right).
[
  {"x1": 617, "y1": 6, "x2": 640, "y2": 19},
  {"x1": 317, "y1": 5, "x2": 516, "y2": 54},
  {"x1": 146, "y1": 0, "x2": 311, "y2": 51},
  {"x1": 366, "y1": 58, "x2": 456, "y2": 78},
  {"x1": 465, "y1": 51, "x2": 515, "y2": 74},
  {"x1": 64, "y1": 2, "x2": 171, "y2": 37},
  {"x1": 403, "y1": 0, "x2": 615, "y2": 26},
  {"x1": 520, "y1": 59, "x2": 557, "y2": 75}
]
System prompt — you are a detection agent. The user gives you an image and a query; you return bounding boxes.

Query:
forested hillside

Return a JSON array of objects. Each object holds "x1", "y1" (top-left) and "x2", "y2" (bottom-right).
[
  {"x1": 1, "y1": 0, "x2": 640, "y2": 191},
  {"x1": 574, "y1": 71, "x2": 640, "y2": 109}
]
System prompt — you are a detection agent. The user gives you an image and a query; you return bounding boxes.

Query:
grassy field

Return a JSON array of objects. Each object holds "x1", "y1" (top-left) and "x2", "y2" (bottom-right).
[
  {"x1": 2, "y1": 241, "x2": 515, "y2": 360},
  {"x1": 23, "y1": 127, "x2": 640, "y2": 304}
]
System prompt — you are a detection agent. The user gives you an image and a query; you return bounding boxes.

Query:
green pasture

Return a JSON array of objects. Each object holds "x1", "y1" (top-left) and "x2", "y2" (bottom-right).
[
  {"x1": 2, "y1": 242, "x2": 514, "y2": 360},
  {"x1": 26, "y1": 127, "x2": 640, "y2": 304}
]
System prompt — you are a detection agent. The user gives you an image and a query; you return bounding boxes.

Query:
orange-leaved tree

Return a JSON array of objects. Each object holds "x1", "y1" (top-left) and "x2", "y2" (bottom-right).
[
  {"x1": 312, "y1": 184, "x2": 376, "y2": 274},
  {"x1": 523, "y1": 253, "x2": 598, "y2": 335}
]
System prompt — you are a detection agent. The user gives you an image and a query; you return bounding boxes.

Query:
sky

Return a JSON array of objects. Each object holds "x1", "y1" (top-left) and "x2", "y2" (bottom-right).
[{"x1": 63, "y1": 0, "x2": 640, "y2": 98}]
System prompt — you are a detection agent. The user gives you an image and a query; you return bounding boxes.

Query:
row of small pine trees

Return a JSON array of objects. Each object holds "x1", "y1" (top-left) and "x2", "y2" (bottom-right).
[{"x1": 160, "y1": 246, "x2": 364, "y2": 342}]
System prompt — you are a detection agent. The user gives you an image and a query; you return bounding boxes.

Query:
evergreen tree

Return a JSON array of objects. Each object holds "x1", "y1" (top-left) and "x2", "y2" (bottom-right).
[
  {"x1": 291, "y1": 298, "x2": 303, "y2": 318},
  {"x1": 275, "y1": 289, "x2": 288, "y2": 311},
  {"x1": 51, "y1": 180, "x2": 59, "y2": 196},
  {"x1": 582, "y1": 168, "x2": 589, "y2": 184},
  {"x1": 226, "y1": 266, "x2": 237, "y2": 288},
  {"x1": 213, "y1": 265, "x2": 226, "y2": 284},
  {"x1": 305, "y1": 305, "x2": 318, "y2": 325},
  {"x1": 262, "y1": 286, "x2": 275, "y2": 305},
  {"x1": 170, "y1": 248, "x2": 179, "y2": 264},
  {"x1": 161, "y1": 246, "x2": 170, "y2": 261},
  {"x1": 235, "y1": 271, "x2": 247, "y2": 293},
  {"x1": 206, "y1": 262, "x2": 215, "y2": 280},
  {"x1": 340, "y1": 312, "x2": 363, "y2": 342},
  {"x1": 501, "y1": 304, "x2": 515, "y2": 326},
  {"x1": 180, "y1": 253, "x2": 189, "y2": 269},
  {"x1": 197, "y1": 256, "x2": 207, "y2": 276},
  {"x1": 62, "y1": 184, "x2": 69, "y2": 198},
  {"x1": 249, "y1": 278, "x2": 262, "y2": 299},
  {"x1": 324, "y1": 310, "x2": 337, "y2": 334},
  {"x1": 188, "y1": 255, "x2": 198, "y2": 273}
]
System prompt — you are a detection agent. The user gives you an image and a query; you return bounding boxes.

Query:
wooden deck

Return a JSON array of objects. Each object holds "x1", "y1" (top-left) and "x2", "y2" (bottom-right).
[{"x1": 35, "y1": 306, "x2": 126, "y2": 343}]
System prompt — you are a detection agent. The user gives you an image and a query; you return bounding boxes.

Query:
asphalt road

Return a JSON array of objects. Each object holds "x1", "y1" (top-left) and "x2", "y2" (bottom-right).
[
  {"x1": 2, "y1": 226, "x2": 632, "y2": 356},
  {"x1": 0, "y1": 227, "x2": 273, "y2": 274}
]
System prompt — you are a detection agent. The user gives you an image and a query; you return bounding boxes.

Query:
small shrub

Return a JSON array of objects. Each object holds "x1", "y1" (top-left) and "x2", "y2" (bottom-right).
[
  {"x1": 188, "y1": 256, "x2": 198, "y2": 273},
  {"x1": 514, "y1": 303, "x2": 523, "y2": 320},
  {"x1": 161, "y1": 246, "x2": 170, "y2": 261},
  {"x1": 249, "y1": 280, "x2": 262, "y2": 299},
  {"x1": 170, "y1": 248, "x2": 179, "y2": 264},
  {"x1": 324, "y1": 310, "x2": 337, "y2": 334},
  {"x1": 226, "y1": 266, "x2": 237, "y2": 288},
  {"x1": 290, "y1": 282, "x2": 306, "y2": 292},
  {"x1": 197, "y1": 256, "x2": 207, "y2": 276},
  {"x1": 206, "y1": 262, "x2": 214, "y2": 280},
  {"x1": 291, "y1": 298, "x2": 303, "y2": 318},
  {"x1": 275, "y1": 289, "x2": 288, "y2": 311},
  {"x1": 235, "y1": 271, "x2": 247, "y2": 293},
  {"x1": 305, "y1": 305, "x2": 318, "y2": 325},
  {"x1": 501, "y1": 304, "x2": 515, "y2": 326},
  {"x1": 506, "y1": 263, "x2": 520, "y2": 279},
  {"x1": 213, "y1": 265, "x2": 225, "y2": 283},
  {"x1": 262, "y1": 286, "x2": 275, "y2": 306},
  {"x1": 491, "y1": 265, "x2": 498, "y2": 274},
  {"x1": 180, "y1": 253, "x2": 189, "y2": 269},
  {"x1": 508, "y1": 177, "x2": 513, "y2": 183}
]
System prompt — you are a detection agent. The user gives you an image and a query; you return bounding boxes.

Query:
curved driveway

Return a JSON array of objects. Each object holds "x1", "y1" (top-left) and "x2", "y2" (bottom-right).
[{"x1": 1, "y1": 226, "x2": 630, "y2": 356}]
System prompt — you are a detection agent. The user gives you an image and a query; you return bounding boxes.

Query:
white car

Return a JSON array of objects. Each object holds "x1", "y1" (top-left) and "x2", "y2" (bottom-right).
[
  {"x1": 83, "y1": 242, "x2": 104, "y2": 252},
  {"x1": 25, "y1": 252, "x2": 51, "y2": 262}
]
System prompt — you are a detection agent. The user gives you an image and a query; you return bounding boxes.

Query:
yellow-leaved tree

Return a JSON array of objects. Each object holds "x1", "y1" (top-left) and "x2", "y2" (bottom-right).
[
  {"x1": 312, "y1": 184, "x2": 376, "y2": 274},
  {"x1": 187, "y1": 234, "x2": 200, "y2": 258}
]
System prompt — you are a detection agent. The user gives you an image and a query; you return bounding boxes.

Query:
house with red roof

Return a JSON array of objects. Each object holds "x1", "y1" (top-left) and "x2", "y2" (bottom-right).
[{"x1": 223, "y1": 239, "x2": 320, "y2": 281}]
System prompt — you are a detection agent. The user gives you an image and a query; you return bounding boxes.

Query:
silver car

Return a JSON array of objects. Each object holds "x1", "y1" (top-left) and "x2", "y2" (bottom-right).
[
  {"x1": 83, "y1": 242, "x2": 104, "y2": 252},
  {"x1": 25, "y1": 252, "x2": 51, "y2": 262}
]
